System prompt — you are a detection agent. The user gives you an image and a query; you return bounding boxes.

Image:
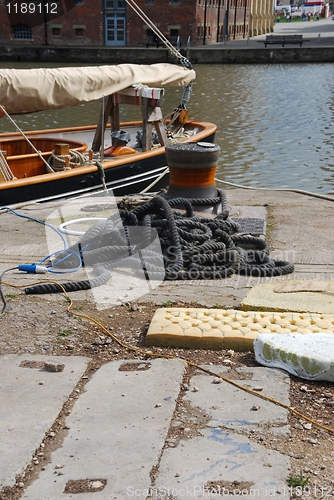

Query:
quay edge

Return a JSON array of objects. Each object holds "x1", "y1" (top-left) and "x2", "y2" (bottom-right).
[{"x1": 1, "y1": 45, "x2": 334, "y2": 64}]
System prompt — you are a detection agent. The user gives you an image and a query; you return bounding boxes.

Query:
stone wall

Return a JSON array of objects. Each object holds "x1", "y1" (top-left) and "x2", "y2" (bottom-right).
[{"x1": 0, "y1": 45, "x2": 333, "y2": 65}]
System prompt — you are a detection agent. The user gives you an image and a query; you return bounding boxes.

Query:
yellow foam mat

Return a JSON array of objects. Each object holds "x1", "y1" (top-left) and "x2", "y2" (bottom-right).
[{"x1": 145, "y1": 308, "x2": 334, "y2": 351}]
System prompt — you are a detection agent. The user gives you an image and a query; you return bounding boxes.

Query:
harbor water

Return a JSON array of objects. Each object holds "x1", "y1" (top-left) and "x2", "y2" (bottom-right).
[{"x1": 1, "y1": 62, "x2": 334, "y2": 194}]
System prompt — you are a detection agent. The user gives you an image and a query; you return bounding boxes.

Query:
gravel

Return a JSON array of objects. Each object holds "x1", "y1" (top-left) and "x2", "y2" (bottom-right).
[{"x1": 0, "y1": 295, "x2": 334, "y2": 499}]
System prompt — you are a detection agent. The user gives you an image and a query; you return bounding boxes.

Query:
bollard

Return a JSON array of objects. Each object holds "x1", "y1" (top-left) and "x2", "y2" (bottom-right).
[{"x1": 165, "y1": 142, "x2": 222, "y2": 213}]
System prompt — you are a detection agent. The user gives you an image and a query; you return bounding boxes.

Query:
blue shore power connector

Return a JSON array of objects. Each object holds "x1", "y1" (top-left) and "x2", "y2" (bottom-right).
[{"x1": 18, "y1": 264, "x2": 48, "y2": 274}]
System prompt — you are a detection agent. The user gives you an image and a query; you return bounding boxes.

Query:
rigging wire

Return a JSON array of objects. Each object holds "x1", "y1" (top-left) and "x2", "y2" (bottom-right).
[
  {"x1": 0, "y1": 105, "x2": 51, "y2": 171},
  {"x1": 124, "y1": 0, "x2": 192, "y2": 68}
]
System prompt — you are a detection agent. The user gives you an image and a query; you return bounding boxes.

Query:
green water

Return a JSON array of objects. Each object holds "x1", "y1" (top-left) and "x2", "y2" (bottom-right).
[{"x1": 1, "y1": 62, "x2": 334, "y2": 194}]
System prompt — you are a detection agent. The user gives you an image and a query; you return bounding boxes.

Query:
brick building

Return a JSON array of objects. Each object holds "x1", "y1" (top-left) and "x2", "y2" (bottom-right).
[
  {"x1": 0, "y1": 0, "x2": 267, "y2": 48},
  {"x1": 127, "y1": 0, "x2": 250, "y2": 46},
  {"x1": 249, "y1": 0, "x2": 274, "y2": 36},
  {"x1": 0, "y1": 0, "x2": 103, "y2": 46}
]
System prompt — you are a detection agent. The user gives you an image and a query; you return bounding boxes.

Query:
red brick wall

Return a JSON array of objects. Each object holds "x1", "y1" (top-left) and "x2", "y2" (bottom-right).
[
  {"x1": 126, "y1": 0, "x2": 249, "y2": 47},
  {"x1": 0, "y1": 0, "x2": 249, "y2": 47},
  {"x1": 0, "y1": 0, "x2": 103, "y2": 46},
  {"x1": 126, "y1": 0, "x2": 197, "y2": 47}
]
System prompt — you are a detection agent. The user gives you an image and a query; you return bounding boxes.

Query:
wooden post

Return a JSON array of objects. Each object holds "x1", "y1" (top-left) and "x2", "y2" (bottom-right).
[
  {"x1": 91, "y1": 87, "x2": 166, "y2": 153},
  {"x1": 141, "y1": 95, "x2": 167, "y2": 151},
  {"x1": 54, "y1": 143, "x2": 70, "y2": 156},
  {"x1": 91, "y1": 95, "x2": 114, "y2": 152}
]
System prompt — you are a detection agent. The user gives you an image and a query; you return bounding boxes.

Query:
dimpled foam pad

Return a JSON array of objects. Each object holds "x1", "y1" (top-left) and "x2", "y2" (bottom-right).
[{"x1": 145, "y1": 307, "x2": 334, "y2": 351}]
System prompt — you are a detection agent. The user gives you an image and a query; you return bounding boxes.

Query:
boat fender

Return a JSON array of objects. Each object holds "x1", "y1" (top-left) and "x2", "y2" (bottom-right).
[
  {"x1": 134, "y1": 129, "x2": 159, "y2": 149},
  {"x1": 18, "y1": 263, "x2": 48, "y2": 274},
  {"x1": 111, "y1": 130, "x2": 131, "y2": 147},
  {"x1": 104, "y1": 145, "x2": 136, "y2": 157}
]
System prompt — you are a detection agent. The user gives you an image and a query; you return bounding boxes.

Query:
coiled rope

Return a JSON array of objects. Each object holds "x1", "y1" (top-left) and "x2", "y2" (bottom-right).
[
  {"x1": 24, "y1": 191, "x2": 294, "y2": 295},
  {"x1": 47, "y1": 150, "x2": 91, "y2": 172},
  {"x1": 0, "y1": 151, "x2": 15, "y2": 181}
]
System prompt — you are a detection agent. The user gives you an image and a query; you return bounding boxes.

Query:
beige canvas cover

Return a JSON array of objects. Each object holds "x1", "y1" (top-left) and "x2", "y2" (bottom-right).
[{"x1": 0, "y1": 63, "x2": 196, "y2": 115}]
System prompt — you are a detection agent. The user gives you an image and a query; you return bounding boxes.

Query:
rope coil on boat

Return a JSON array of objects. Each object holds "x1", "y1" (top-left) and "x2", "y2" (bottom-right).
[
  {"x1": 47, "y1": 150, "x2": 91, "y2": 172},
  {"x1": 0, "y1": 151, "x2": 15, "y2": 181},
  {"x1": 24, "y1": 192, "x2": 294, "y2": 295}
]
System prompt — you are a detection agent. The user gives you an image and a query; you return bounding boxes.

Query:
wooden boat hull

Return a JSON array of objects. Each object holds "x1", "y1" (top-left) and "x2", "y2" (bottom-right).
[
  {"x1": 0, "y1": 120, "x2": 217, "y2": 206},
  {"x1": 3, "y1": 136, "x2": 88, "y2": 179}
]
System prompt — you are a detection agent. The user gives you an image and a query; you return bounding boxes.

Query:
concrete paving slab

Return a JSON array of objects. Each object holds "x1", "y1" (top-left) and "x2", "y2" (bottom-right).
[
  {"x1": 0, "y1": 354, "x2": 90, "y2": 489},
  {"x1": 156, "y1": 429, "x2": 290, "y2": 499},
  {"x1": 189, "y1": 366, "x2": 290, "y2": 434},
  {"x1": 22, "y1": 358, "x2": 187, "y2": 500},
  {"x1": 241, "y1": 280, "x2": 334, "y2": 314},
  {"x1": 230, "y1": 206, "x2": 267, "y2": 220},
  {"x1": 1, "y1": 359, "x2": 293, "y2": 499},
  {"x1": 156, "y1": 366, "x2": 291, "y2": 499}
]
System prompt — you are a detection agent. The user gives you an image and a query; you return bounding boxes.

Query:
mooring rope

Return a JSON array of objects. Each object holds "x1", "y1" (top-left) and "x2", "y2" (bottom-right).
[{"x1": 24, "y1": 192, "x2": 294, "y2": 295}]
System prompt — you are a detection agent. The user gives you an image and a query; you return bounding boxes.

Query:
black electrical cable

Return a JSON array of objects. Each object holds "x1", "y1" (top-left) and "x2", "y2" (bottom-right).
[{"x1": 0, "y1": 267, "x2": 19, "y2": 316}]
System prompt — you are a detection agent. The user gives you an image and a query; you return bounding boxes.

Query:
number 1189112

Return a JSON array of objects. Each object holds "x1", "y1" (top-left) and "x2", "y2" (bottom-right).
[{"x1": 6, "y1": 3, "x2": 58, "y2": 14}]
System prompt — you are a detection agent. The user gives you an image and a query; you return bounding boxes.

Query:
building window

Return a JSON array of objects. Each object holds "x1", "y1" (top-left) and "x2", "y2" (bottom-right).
[
  {"x1": 105, "y1": 0, "x2": 125, "y2": 6},
  {"x1": 75, "y1": 0, "x2": 84, "y2": 4},
  {"x1": 73, "y1": 25, "x2": 86, "y2": 36},
  {"x1": 51, "y1": 25, "x2": 62, "y2": 37},
  {"x1": 171, "y1": 0, "x2": 179, "y2": 3},
  {"x1": 12, "y1": 24, "x2": 32, "y2": 40},
  {"x1": 146, "y1": 0, "x2": 155, "y2": 4}
]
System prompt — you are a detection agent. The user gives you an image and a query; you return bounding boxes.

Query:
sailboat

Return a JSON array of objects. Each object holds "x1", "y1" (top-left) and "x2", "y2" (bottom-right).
[{"x1": 0, "y1": 63, "x2": 217, "y2": 205}]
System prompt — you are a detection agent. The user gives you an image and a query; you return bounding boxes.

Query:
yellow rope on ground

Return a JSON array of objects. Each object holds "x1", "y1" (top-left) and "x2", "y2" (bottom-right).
[{"x1": 2, "y1": 278, "x2": 334, "y2": 435}]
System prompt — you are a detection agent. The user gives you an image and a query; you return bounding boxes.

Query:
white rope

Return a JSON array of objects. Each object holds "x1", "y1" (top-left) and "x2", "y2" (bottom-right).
[
  {"x1": 215, "y1": 177, "x2": 334, "y2": 202},
  {"x1": 0, "y1": 151, "x2": 15, "y2": 181},
  {"x1": 139, "y1": 166, "x2": 169, "y2": 194}
]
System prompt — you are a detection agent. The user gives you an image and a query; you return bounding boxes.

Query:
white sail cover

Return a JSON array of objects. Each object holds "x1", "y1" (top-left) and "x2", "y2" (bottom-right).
[{"x1": 0, "y1": 63, "x2": 196, "y2": 114}]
